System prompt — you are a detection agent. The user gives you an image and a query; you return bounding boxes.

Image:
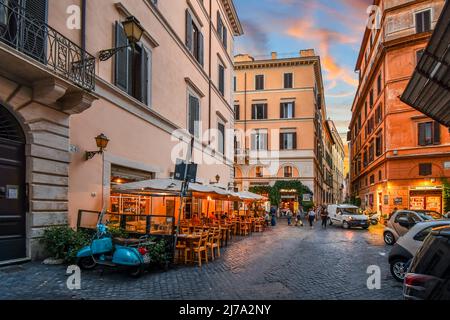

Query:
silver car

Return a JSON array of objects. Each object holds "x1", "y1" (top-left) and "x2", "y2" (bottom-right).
[{"x1": 383, "y1": 210, "x2": 443, "y2": 245}]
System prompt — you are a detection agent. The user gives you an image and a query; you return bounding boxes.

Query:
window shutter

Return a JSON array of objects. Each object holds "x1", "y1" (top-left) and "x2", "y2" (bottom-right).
[
  {"x1": 263, "y1": 104, "x2": 268, "y2": 119},
  {"x1": 115, "y1": 22, "x2": 129, "y2": 92},
  {"x1": 292, "y1": 102, "x2": 296, "y2": 118},
  {"x1": 280, "y1": 133, "x2": 284, "y2": 150},
  {"x1": 22, "y1": 0, "x2": 47, "y2": 62},
  {"x1": 262, "y1": 133, "x2": 267, "y2": 150},
  {"x1": 433, "y1": 121, "x2": 441, "y2": 144},
  {"x1": 223, "y1": 27, "x2": 227, "y2": 49},
  {"x1": 424, "y1": 11, "x2": 431, "y2": 32},
  {"x1": 198, "y1": 31, "x2": 204, "y2": 66},
  {"x1": 280, "y1": 103, "x2": 284, "y2": 119},
  {"x1": 251, "y1": 105, "x2": 256, "y2": 120},
  {"x1": 293, "y1": 133, "x2": 297, "y2": 150},
  {"x1": 185, "y1": 10, "x2": 193, "y2": 51},
  {"x1": 251, "y1": 133, "x2": 256, "y2": 150},
  {"x1": 140, "y1": 46, "x2": 150, "y2": 105},
  {"x1": 217, "y1": 12, "x2": 223, "y2": 39},
  {"x1": 418, "y1": 123, "x2": 426, "y2": 146},
  {"x1": 218, "y1": 64, "x2": 225, "y2": 96},
  {"x1": 416, "y1": 12, "x2": 424, "y2": 33}
]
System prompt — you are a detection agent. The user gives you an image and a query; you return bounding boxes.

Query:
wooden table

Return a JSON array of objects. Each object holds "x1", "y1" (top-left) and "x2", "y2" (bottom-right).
[{"x1": 177, "y1": 233, "x2": 201, "y2": 264}]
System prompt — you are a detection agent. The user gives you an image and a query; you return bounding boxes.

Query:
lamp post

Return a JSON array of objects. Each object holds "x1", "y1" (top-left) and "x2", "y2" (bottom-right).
[{"x1": 98, "y1": 16, "x2": 144, "y2": 61}]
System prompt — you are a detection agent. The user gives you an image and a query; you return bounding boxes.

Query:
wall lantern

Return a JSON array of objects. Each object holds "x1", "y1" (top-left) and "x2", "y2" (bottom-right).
[
  {"x1": 215, "y1": 174, "x2": 221, "y2": 183},
  {"x1": 85, "y1": 133, "x2": 109, "y2": 160},
  {"x1": 99, "y1": 16, "x2": 144, "y2": 61}
]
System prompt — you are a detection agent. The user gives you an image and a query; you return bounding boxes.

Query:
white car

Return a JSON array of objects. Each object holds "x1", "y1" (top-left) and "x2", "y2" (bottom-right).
[
  {"x1": 388, "y1": 220, "x2": 450, "y2": 282},
  {"x1": 327, "y1": 204, "x2": 369, "y2": 229}
]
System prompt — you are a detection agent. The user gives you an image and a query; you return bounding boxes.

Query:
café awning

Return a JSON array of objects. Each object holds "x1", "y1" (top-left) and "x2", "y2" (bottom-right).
[{"x1": 401, "y1": 1, "x2": 450, "y2": 127}]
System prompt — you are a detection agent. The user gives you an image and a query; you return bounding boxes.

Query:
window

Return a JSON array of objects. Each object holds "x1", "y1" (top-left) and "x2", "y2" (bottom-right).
[
  {"x1": 416, "y1": 49, "x2": 425, "y2": 65},
  {"x1": 218, "y1": 121, "x2": 225, "y2": 154},
  {"x1": 280, "y1": 102, "x2": 295, "y2": 119},
  {"x1": 233, "y1": 76, "x2": 237, "y2": 92},
  {"x1": 234, "y1": 105, "x2": 240, "y2": 120},
  {"x1": 413, "y1": 227, "x2": 433, "y2": 242},
  {"x1": 375, "y1": 104, "x2": 383, "y2": 124},
  {"x1": 419, "y1": 163, "x2": 432, "y2": 176},
  {"x1": 368, "y1": 116, "x2": 374, "y2": 135},
  {"x1": 284, "y1": 73, "x2": 293, "y2": 89},
  {"x1": 186, "y1": 9, "x2": 204, "y2": 66},
  {"x1": 377, "y1": 74, "x2": 382, "y2": 96},
  {"x1": 418, "y1": 121, "x2": 440, "y2": 146},
  {"x1": 363, "y1": 149, "x2": 368, "y2": 167},
  {"x1": 415, "y1": 10, "x2": 431, "y2": 34},
  {"x1": 217, "y1": 11, "x2": 227, "y2": 49},
  {"x1": 218, "y1": 63, "x2": 225, "y2": 96},
  {"x1": 369, "y1": 141, "x2": 375, "y2": 162},
  {"x1": 115, "y1": 22, "x2": 150, "y2": 104},
  {"x1": 369, "y1": 89, "x2": 374, "y2": 108},
  {"x1": 378, "y1": 170, "x2": 382, "y2": 181},
  {"x1": 284, "y1": 166, "x2": 293, "y2": 178},
  {"x1": 255, "y1": 75, "x2": 264, "y2": 90},
  {"x1": 364, "y1": 102, "x2": 368, "y2": 118},
  {"x1": 251, "y1": 103, "x2": 267, "y2": 120},
  {"x1": 251, "y1": 130, "x2": 268, "y2": 150},
  {"x1": 370, "y1": 175, "x2": 375, "y2": 185},
  {"x1": 280, "y1": 132, "x2": 297, "y2": 150},
  {"x1": 255, "y1": 166, "x2": 263, "y2": 178},
  {"x1": 376, "y1": 132, "x2": 383, "y2": 157},
  {"x1": 188, "y1": 93, "x2": 200, "y2": 138}
]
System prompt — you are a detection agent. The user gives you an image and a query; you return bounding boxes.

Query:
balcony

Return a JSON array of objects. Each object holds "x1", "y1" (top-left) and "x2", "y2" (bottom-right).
[{"x1": 0, "y1": 1, "x2": 96, "y2": 111}]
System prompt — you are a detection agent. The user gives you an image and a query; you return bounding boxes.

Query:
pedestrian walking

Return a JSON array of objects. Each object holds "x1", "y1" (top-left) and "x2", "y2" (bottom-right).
[
  {"x1": 270, "y1": 206, "x2": 277, "y2": 226},
  {"x1": 295, "y1": 207, "x2": 304, "y2": 227},
  {"x1": 308, "y1": 207, "x2": 316, "y2": 228},
  {"x1": 286, "y1": 209, "x2": 293, "y2": 226},
  {"x1": 320, "y1": 206, "x2": 329, "y2": 229}
]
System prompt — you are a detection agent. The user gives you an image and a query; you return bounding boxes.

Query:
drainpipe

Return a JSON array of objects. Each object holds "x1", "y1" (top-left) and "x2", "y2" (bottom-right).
[
  {"x1": 208, "y1": 0, "x2": 212, "y2": 144},
  {"x1": 244, "y1": 72, "x2": 247, "y2": 150},
  {"x1": 81, "y1": 0, "x2": 86, "y2": 52}
]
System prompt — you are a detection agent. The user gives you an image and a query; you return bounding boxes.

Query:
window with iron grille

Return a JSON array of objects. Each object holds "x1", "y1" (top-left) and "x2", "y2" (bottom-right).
[{"x1": 419, "y1": 163, "x2": 432, "y2": 176}]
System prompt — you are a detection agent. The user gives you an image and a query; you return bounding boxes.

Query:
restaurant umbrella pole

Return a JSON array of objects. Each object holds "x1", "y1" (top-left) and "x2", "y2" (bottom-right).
[{"x1": 173, "y1": 137, "x2": 195, "y2": 263}]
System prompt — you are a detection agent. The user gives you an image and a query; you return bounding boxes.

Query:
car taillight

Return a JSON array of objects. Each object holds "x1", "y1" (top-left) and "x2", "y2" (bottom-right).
[
  {"x1": 404, "y1": 273, "x2": 433, "y2": 287},
  {"x1": 138, "y1": 247, "x2": 148, "y2": 255}
]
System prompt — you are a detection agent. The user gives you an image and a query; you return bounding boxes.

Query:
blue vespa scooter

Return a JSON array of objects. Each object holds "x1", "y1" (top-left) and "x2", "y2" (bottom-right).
[{"x1": 77, "y1": 213, "x2": 153, "y2": 277}]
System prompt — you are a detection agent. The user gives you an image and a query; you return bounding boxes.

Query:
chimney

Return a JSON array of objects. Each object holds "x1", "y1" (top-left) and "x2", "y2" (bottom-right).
[
  {"x1": 299, "y1": 49, "x2": 315, "y2": 57},
  {"x1": 271, "y1": 52, "x2": 278, "y2": 59}
]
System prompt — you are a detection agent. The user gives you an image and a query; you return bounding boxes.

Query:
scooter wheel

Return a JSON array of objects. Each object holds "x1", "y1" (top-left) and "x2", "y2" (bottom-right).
[
  {"x1": 128, "y1": 266, "x2": 144, "y2": 278},
  {"x1": 78, "y1": 257, "x2": 96, "y2": 270}
]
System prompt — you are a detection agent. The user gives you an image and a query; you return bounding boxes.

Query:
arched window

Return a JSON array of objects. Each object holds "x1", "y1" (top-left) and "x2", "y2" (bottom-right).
[{"x1": 284, "y1": 166, "x2": 293, "y2": 178}]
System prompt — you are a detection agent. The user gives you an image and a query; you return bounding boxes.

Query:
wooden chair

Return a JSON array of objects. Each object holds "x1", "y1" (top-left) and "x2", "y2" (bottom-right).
[
  {"x1": 206, "y1": 229, "x2": 221, "y2": 260},
  {"x1": 240, "y1": 222, "x2": 249, "y2": 236},
  {"x1": 175, "y1": 239, "x2": 187, "y2": 264},
  {"x1": 187, "y1": 232, "x2": 209, "y2": 267}
]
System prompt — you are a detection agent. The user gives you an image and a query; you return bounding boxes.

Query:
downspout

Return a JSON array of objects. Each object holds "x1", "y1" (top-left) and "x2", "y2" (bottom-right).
[
  {"x1": 244, "y1": 72, "x2": 247, "y2": 150},
  {"x1": 208, "y1": 0, "x2": 212, "y2": 144},
  {"x1": 81, "y1": 0, "x2": 86, "y2": 52}
]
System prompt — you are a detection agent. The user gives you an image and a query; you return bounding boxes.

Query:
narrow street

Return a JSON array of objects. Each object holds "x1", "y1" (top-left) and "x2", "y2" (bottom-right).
[{"x1": 0, "y1": 222, "x2": 403, "y2": 300}]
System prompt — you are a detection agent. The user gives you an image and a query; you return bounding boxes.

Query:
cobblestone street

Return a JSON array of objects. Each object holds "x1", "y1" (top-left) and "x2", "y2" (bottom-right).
[{"x1": 0, "y1": 222, "x2": 403, "y2": 300}]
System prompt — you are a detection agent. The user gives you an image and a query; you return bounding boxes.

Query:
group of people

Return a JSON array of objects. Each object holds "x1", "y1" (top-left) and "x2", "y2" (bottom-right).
[{"x1": 266, "y1": 205, "x2": 330, "y2": 229}]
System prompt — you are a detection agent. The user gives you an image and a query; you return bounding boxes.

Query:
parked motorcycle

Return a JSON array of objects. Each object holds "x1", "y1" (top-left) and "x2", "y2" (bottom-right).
[{"x1": 76, "y1": 222, "x2": 153, "y2": 277}]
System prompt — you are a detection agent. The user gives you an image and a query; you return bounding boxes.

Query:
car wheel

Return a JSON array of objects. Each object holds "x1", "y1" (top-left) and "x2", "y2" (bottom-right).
[
  {"x1": 343, "y1": 221, "x2": 350, "y2": 229},
  {"x1": 77, "y1": 256, "x2": 96, "y2": 270},
  {"x1": 384, "y1": 231, "x2": 395, "y2": 245},
  {"x1": 390, "y1": 259, "x2": 407, "y2": 282}
]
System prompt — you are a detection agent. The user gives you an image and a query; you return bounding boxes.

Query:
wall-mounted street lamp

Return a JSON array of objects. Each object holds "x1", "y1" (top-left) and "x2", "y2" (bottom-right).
[
  {"x1": 98, "y1": 16, "x2": 145, "y2": 61},
  {"x1": 215, "y1": 175, "x2": 221, "y2": 183},
  {"x1": 85, "y1": 133, "x2": 110, "y2": 160}
]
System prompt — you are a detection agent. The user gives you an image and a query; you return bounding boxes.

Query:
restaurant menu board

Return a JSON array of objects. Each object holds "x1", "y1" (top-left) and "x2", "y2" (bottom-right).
[
  {"x1": 426, "y1": 196, "x2": 441, "y2": 213},
  {"x1": 410, "y1": 196, "x2": 425, "y2": 210}
]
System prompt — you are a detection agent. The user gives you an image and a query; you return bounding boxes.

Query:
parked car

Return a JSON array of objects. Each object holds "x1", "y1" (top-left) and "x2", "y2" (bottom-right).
[
  {"x1": 412, "y1": 210, "x2": 444, "y2": 220},
  {"x1": 403, "y1": 225, "x2": 450, "y2": 300},
  {"x1": 388, "y1": 221, "x2": 450, "y2": 282},
  {"x1": 327, "y1": 204, "x2": 369, "y2": 229},
  {"x1": 383, "y1": 210, "x2": 443, "y2": 245}
]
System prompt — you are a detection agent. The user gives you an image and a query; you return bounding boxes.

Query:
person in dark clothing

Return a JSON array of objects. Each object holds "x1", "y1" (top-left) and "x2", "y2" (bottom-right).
[
  {"x1": 308, "y1": 207, "x2": 316, "y2": 228},
  {"x1": 270, "y1": 206, "x2": 277, "y2": 226},
  {"x1": 320, "y1": 206, "x2": 329, "y2": 229}
]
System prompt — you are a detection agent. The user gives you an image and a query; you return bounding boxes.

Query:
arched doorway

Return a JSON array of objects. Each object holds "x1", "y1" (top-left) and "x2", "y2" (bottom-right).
[{"x1": 0, "y1": 106, "x2": 26, "y2": 262}]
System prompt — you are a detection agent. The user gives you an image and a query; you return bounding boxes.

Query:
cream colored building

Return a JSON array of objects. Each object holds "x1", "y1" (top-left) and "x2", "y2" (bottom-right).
[
  {"x1": 0, "y1": 0, "x2": 242, "y2": 263},
  {"x1": 233, "y1": 50, "x2": 331, "y2": 206}
]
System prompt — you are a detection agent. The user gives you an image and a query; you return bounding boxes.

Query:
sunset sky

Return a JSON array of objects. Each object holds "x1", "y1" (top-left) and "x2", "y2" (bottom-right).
[{"x1": 234, "y1": 0, "x2": 373, "y2": 142}]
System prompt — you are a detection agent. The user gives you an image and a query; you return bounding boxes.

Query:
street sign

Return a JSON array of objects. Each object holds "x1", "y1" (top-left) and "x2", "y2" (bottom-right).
[{"x1": 174, "y1": 159, "x2": 197, "y2": 183}]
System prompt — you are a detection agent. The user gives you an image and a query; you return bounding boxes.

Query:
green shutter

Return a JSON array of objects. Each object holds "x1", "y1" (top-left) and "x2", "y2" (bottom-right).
[
  {"x1": 185, "y1": 10, "x2": 193, "y2": 51},
  {"x1": 115, "y1": 22, "x2": 129, "y2": 92}
]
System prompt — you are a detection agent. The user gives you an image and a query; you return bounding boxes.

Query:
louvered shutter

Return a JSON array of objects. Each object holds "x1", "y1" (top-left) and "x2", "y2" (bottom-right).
[
  {"x1": 416, "y1": 12, "x2": 424, "y2": 33},
  {"x1": 280, "y1": 133, "x2": 284, "y2": 150},
  {"x1": 263, "y1": 104, "x2": 268, "y2": 119},
  {"x1": 433, "y1": 121, "x2": 441, "y2": 144},
  {"x1": 217, "y1": 12, "x2": 223, "y2": 39},
  {"x1": 140, "y1": 46, "x2": 150, "y2": 105},
  {"x1": 252, "y1": 105, "x2": 256, "y2": 120},
  {"x1": 418, "y1": 123, "x2": 426, "y2": 146},
  {"x1": 293, "y1": 133, "x2": 297, "y2": 149},
  {"x1": 21, "y1": 0, "x2": 47, "y2": 62},
  {"x1": 223, "y1": 27, "x2": 227, "y2": 49},
  {"x1": 115, "y1": 22, "x2": 129, "y2": 92},
  {"x1": 292, "y1": 102, "x2": 296, "y2": 118},
  {"x1": 280, "y1": 103, "x2": 284, "y2": 119},
  {"x1": 198, "y1": 31, "x2": 204, "y2": 66},
  {"x1": 185, "y1": 10, "x2": 193, "y2": 51},
  {"x1": 424, "y1": 10, "x2": 431, "y2": 32}
]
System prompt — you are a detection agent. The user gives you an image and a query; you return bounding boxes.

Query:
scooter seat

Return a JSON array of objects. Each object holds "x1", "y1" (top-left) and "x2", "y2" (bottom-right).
[{"x1": 113, "y1": 237, "x2": 141, "y2": 246}]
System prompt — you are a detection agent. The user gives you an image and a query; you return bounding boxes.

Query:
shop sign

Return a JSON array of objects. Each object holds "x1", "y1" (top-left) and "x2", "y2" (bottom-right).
[
  {"x1": 394, "y1": 197, "x2": 403, "y2": 205},
  {"x1": 302, "y1": 194, "x2": 312, "y2": 202}
]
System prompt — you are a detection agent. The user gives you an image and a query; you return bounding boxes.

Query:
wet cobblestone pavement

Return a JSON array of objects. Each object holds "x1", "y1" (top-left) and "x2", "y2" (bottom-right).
[{"x1": 0, "y1": 222, "x2": 403, "y2": 300}]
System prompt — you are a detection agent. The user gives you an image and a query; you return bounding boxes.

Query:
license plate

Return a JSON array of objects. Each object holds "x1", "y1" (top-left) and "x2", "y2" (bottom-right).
[{"x1": 143, "y1": 254, "x2": 151, "y2": 264}]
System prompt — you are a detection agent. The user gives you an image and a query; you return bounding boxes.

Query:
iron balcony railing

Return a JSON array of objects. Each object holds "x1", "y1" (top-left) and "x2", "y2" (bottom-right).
[{"x1": 0, "y1": 1, "x2": 95, "y2": 91}]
